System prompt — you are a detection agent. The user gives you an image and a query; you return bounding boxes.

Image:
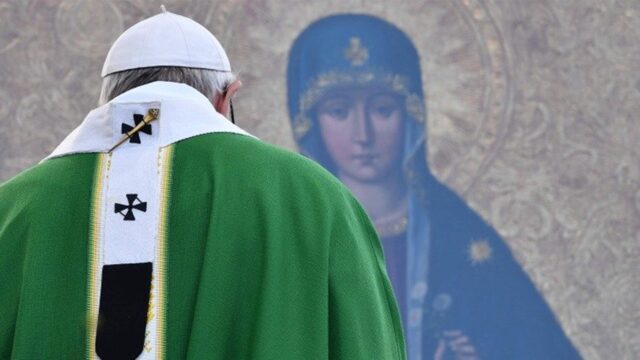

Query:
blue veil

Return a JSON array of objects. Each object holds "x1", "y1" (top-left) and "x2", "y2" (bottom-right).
[{"x1": 287, "y1": 14, "x2": 580, "y2": 359}]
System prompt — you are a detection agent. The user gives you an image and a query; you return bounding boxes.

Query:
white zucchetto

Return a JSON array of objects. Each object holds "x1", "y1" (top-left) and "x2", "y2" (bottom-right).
[{"x1": 101, "y1": 9, "x2": 231, "y2": 77}]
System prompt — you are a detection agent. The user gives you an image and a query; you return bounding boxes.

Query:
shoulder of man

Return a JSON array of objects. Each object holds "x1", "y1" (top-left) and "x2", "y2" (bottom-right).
[
  {"x1": 172, "y1": 132, "x2": 351, "y2": 198},
  {"x1": 0, "y1": 153, "x2": 98, "y2": 224}
]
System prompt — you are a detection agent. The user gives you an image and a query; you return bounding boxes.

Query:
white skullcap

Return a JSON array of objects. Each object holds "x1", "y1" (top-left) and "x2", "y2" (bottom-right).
[{"x1": 101, "y1": 9, "x2": 231, "y2": 77}]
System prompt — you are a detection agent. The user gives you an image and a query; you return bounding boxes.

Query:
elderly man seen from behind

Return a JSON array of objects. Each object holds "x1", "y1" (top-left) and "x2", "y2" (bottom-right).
[{"x1": 0, "y1": 9, "x2": 405, "y2": 359}]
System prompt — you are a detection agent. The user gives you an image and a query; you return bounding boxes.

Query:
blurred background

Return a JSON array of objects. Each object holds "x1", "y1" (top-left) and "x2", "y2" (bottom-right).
[{"x1": 0, "y1": 0, "x2": 638, "y2": 358}]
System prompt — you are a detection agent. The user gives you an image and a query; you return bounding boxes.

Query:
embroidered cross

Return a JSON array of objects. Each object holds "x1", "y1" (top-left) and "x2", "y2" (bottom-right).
[
  {"x1": 114, "y1": 194, "x2": 147, "y2": 221},
  {"x1": 121, "y1": 114, "x2": 152, "y2": 144},
  {"x1": 110, "y1": 109, "x2": 159, "y2": 152},
  {"x1": 344, "y1": 37, "x2": 369, "y2": 66}
]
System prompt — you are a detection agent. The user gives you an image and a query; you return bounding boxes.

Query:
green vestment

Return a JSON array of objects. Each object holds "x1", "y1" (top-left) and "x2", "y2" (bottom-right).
[{"x1": 0, "y1": 82, "x2": 405, "y2": 359}]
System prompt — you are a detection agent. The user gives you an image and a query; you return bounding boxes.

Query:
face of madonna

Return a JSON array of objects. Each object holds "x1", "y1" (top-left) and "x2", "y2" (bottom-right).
[{"x1": 316, "y1": 86, "x2": 405, "y2": 183}]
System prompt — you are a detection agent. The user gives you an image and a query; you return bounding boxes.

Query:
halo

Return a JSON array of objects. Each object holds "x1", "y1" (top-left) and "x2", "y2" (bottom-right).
[{"x1": 222, "y1": 0, "x2": 513, "y2": 196}]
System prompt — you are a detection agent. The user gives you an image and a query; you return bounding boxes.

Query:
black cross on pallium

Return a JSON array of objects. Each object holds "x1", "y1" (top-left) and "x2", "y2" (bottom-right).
[
  {"x1": 114, "y1": 194, "x2": 147, "y2": 221},
  {"x1": 121, "y1": 114, "x2": 152, "y2": 144}
]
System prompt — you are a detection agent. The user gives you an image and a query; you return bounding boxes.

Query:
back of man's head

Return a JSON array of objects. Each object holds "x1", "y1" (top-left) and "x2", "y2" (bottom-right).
[
  {"x1": 99, "y1": 66, "x2": 236, "y2": 106},
  {"x1": 99, "y1": 9, "x2": 235, "y2": 105}
]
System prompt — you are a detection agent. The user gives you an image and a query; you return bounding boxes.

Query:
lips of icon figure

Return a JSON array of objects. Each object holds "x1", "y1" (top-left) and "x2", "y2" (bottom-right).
[{"x1": 316, "y1": 87, "x2": 405, "y2": 183}]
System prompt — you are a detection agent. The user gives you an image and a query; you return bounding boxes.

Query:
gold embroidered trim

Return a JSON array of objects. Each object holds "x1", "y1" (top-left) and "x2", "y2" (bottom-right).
[
  {"x1": 293, "y1": 71, "x2": 425, "y2": 139},
  {"x1": 375, "y1": 215, "x2": 409, "y2": 238},
  {"x1": 155, "y1": 145, "x2": 174, "y2": 360},
  {"x1": 87, "y1": 152, "x2": 110, "y2": 359}
]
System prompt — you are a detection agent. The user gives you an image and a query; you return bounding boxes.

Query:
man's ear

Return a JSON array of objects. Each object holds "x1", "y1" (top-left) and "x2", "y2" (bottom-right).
[{"x1": 214, "y1": 80, "x2": 242, "y2": 117}]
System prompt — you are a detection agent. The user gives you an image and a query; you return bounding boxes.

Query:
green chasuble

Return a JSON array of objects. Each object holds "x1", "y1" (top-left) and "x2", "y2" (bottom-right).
[{"x1": 0, "y1": 82, "x2": 405, "y2": 359}]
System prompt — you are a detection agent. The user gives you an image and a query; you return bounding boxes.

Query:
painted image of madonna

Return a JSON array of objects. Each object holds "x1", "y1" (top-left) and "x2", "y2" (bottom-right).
[{"x1": 287, "y1": 14, "x2": 581, "y2": 359}]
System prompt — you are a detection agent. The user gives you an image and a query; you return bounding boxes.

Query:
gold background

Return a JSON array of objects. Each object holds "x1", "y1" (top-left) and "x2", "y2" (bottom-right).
[{"x1": 1, "y1": 0, "x2": 639, "y2": 358}]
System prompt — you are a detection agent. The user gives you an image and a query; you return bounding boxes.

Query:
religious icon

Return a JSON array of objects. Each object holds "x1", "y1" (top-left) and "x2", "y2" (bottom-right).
[{"x1": 287, "y1": 14, "x2": 580, "y2": 359}]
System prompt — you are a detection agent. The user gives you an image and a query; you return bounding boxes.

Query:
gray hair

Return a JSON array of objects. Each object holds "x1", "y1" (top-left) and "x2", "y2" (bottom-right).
[{"x1": 99, "y1": 67, "x2": 237, "y2": 105}]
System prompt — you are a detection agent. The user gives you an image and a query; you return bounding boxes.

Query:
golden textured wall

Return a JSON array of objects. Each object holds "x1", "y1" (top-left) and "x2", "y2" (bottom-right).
[{"x1": 1, "y1": 1, "x2": 638, "y2": 358}]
